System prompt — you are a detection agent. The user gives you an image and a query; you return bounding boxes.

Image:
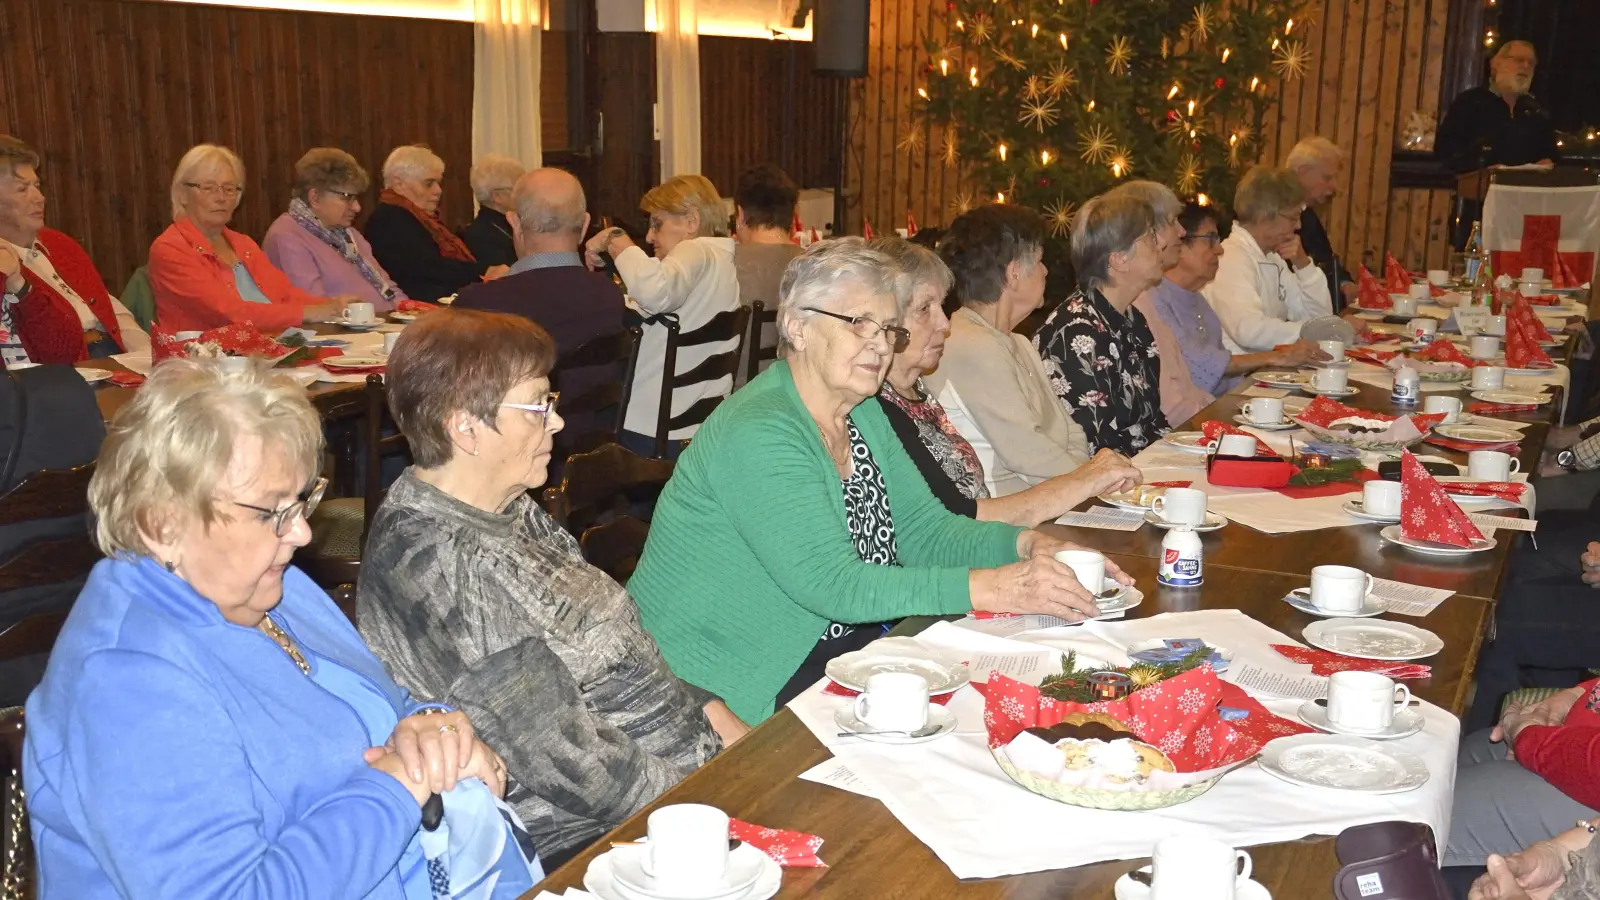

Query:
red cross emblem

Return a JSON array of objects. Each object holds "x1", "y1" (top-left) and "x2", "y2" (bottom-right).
[{"x1": 1489, "y1": 214, "x2": 1596, "y2": 283}]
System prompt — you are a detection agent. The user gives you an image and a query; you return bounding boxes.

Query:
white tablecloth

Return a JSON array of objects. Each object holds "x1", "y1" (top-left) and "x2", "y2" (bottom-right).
[{"x1": 786, "y1": 614, "x2": 1458, "y2": 879}]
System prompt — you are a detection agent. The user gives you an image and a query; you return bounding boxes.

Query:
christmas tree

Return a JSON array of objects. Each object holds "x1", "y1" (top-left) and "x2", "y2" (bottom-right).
[{"x1": 913, "y1": 0, "x2": 1311, "y2": 237}]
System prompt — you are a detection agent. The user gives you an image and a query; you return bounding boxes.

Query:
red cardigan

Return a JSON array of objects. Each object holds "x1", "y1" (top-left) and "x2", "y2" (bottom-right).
[
  {"x1": 149, "y1": 218, "x2": 322, "y2": 332},
  {"x1": 1515, "y1": 678, "x2": 1600, "y2": 810}
]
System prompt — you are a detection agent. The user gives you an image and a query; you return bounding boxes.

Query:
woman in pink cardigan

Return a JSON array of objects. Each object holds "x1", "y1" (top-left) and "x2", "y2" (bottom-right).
[{"x1": 149, "y1": 144, "x2": 349, "y2": 333}]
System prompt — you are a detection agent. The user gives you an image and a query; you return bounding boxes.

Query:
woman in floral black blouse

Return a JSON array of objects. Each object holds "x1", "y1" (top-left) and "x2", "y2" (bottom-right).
[{"x1": 1034, "y1": 188, "x2": 1177, "y2": 455}]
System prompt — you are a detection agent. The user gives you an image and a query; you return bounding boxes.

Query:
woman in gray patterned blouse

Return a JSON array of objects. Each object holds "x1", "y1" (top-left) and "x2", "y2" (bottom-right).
[{"x1": 356, "y1": 307, "x2": 749, "y2": 867}]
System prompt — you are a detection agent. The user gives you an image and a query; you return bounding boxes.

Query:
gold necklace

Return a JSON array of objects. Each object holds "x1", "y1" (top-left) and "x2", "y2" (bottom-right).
[{"x1": 258, "y1": 615, "x2": 311, "y2": 675}]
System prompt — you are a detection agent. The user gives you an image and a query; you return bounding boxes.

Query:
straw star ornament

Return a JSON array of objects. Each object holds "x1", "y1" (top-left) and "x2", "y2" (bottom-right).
[
  {"x1": 896, "y1": 125, "x2": 924, "y2": 155},
  {"x1": 1078, "y1": 124, "x2": 1115, "y2": 163},
  {"x1": 941, "y1": 129, "x2": 960, "y2": 165},
  {"x1": 1106, "y1": 35, "x2": 1133, "y2": 74},
  {"x1": 1046, "y1": 62, "x2": 1076, "y2": 96},
  {"x1": 1273, "y1": 40, "x2": 1310, "y2": 80},
  {"x1": 1018, "y1": 97, "x2": 1059, "y2": 132},
  {"x1": 1188, "y1": 3, "x2": 1213, "y2": 42},
  {"x1": 1022, "y1": 74, "x2": 1046, "y2": 101},
  {"x1": 1176, "y1": 153, "x2": 1203, "y2": 194},
  {"x1": 1044, "y1": 199, "x2": 1077, "y2": 237}
]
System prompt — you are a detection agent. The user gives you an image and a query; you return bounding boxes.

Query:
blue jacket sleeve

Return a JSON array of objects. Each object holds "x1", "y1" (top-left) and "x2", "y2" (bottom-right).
[{"x1": 64, "y1": 649, "x2": 422, "y2": 900}]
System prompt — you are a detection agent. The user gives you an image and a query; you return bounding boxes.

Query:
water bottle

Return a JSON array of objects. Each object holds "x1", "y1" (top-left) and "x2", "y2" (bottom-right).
[
  {"x1": 1158, "y1": 527, "x2": 1203, "y2": 587},
  {"x1": 1392, "y1": 365, "x2": 1420, "y2": 406}
]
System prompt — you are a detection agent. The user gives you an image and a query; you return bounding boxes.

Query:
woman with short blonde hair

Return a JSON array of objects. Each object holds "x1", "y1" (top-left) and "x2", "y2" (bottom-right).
[
  {"x1": 27, "y1": 357, "x2": 526, "y2": 897},
  {"x1": 364, "y1": 144, "x2": 506, "y2": 301},
  {"x1": 150, "y1": 143, "x2": 347, "y2": 332},
  {"x1": 583, "y1": 174, "x2": 739, "y2": 457},
  {"x1": 263, "y1": 148, "x2": 406, "y2": 310}
]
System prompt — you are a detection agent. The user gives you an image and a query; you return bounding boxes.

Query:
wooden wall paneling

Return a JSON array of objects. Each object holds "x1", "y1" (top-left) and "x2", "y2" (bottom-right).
[{"x1": 1354, "y1": 0, "x2": 1400, "y2": 271}]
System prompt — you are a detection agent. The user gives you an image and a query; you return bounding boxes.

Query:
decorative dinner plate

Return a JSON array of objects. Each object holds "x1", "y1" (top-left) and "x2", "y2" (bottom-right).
[
  {"x1": 1296, "y1": 702, "x2": 1425, "y2": 741},
  {"x1": 1144, "y1": 510, "x2": 1227, "y2": 532},
  {"x1": 1433, "y1": 424, "x2": 1523, "y2": 444},
  {"x1": 76, "y1": 368, "x2": 113, "y2": 384},
  {"x1": 1341, "y1": 499, "x2": 1400, "y2": 524},
  {"x1": 1302, "y1": 618, "x2": 1444, "y2": 661},
  {"x1": 825, "y1": 639, "x2": 971, "y2": 694},
  {"x1": 1232, "y1": 414, "x2": 1298, "y2": 431},
  {"x1": 1379, "y1": 524, "x2": 1496, "y2": 557},
  {"x1": 1304, "y1": 386, "x2": 1359, "y2": 398},
  {"x1": 322, "y1": 356, "x2": 387, "y2": 370},
  {"x1": 1284, "y1": 588, "x2": 1389, "y2": 619},
  {"x1": 1417, "y1": 366, "x2": 1471, "y2": 383},
  {"x1": 1161, "y1": 431, "x2": 1212, "y2": 454},
  {"x1": 1253, "y1": 371, "x2": 1310, "y2": 387},
  {"x1": 1469, "y1": 390, "x2": 1551, "y2": 406},
  {"x1": 1257, "y1": 733, "x2": 1429, "y2": 794}
]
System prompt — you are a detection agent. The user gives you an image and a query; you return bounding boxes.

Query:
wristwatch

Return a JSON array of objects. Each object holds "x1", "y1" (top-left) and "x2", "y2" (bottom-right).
[
  {"x1": 1557, "y1": 449, "x2": 1580, "y2": 472},
  {"x1": 602, "y1": 227, "x2": 628, "y2": 255}
]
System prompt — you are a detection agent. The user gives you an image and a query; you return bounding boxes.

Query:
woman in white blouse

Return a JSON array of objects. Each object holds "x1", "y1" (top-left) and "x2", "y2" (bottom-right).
[{"x1": 585, "y1": 175, "x2": 738, "y2": 458}]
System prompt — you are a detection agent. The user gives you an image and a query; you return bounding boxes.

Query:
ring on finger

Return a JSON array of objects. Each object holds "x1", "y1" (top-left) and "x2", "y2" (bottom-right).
[{"x1": 438, "y1": 723, "x2": 459, "y2": 735}]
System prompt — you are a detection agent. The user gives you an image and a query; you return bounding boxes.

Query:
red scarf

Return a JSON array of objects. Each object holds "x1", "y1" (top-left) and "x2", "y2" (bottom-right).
[
  {"x1": 379, "y1": 189, "x2": 476, "y2": 264},
  {"x1": 9, "y1": 228, "x2": 125, "y2": 364}
]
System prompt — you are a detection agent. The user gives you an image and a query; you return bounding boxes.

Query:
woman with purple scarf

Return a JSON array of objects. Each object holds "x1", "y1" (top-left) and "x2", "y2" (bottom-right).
[{"x1": 264, "y1": 148, "x2": 407, "y2": 312}]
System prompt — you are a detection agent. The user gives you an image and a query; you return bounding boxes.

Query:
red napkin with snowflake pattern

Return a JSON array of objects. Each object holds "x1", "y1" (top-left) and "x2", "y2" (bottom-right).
[
  {"x1": 1356, "y1": 266, "x2": 1391, "y2": 310},
  {"x1": 729, "y1": 819, "x2": 826, "y2": 867},
  {"x1": 1506, "y1": 303, "x2": 1555, "y2": 369},
  {"x1": 1445, "y1": 481, "x2": 1526, "y2": 501},
  {"x1": 396, "y1": 299, "x2": 441, "y2": 315},
  {"x1": 1270, "y1": 644, "x2": 1431, "y2": 679},
  {"x1": 1384, "y1": 253, "x2": 1413, "y2": 293},
  {"x1": 108, "y1": 370, "x2": 145, "y2": 387},
  {"x1": 1412, "y1": 340, "x2": 1482, "y2": 367},
  {"x1": 1399, "y1": 450, "x2": 1484, "y2": 547}
]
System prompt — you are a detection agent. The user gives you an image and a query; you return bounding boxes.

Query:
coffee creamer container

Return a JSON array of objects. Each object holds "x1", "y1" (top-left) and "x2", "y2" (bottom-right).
[{"x1": 1158, "y1": 527, "x2": 1203, "y2": 587}]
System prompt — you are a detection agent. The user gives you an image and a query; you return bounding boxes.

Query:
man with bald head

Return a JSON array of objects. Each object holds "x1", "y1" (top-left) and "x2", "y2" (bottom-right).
[{"x1": 454, "y1": 167, "x2": 626, "y2": 448}]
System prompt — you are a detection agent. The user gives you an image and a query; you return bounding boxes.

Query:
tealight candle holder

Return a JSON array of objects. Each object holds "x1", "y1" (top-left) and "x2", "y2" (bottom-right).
[{"x1": 1089, "y1": 671, "x2": 1133, "y2": 702}]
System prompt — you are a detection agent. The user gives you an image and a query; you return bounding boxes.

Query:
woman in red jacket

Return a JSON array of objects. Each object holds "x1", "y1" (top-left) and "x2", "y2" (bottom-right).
[{"x1": 149, "y1": 144, "x2": 349, "y2": 332}]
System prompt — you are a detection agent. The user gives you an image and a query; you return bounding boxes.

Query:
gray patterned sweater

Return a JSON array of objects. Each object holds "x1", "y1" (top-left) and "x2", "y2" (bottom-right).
[{"x1": 356, "y1": 470, "x2": 722, "y2": 859}]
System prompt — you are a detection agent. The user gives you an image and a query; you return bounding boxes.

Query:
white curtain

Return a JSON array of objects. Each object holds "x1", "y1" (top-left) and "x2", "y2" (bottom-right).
[
  {"x1": 472, "y1": 0, "x2": 544, "y2": 171},
  {"x1": 655, "y1": 0, "x2": 702, "y2": 179}
]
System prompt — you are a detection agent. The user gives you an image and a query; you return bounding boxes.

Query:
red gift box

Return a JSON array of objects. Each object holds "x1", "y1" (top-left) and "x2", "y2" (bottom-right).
[{"x1": 1207, "y1": 454, "x2": 1297, "y2": 489}]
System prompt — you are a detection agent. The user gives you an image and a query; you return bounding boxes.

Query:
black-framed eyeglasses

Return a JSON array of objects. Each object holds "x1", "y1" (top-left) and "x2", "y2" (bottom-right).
[
  {"x1": 801, "y1": 307, "x2": 911, "y2": 352},
  {"x1": 323, "y1": 188, "x2": 361, "y2": 203},
  {"x1": 233, "y1": 477, "x2": 327, "y2": 537},
  {"x1": 184, "y1": 182, "x2": 244, "y2": 198},
  {"x1": 1184, "y1": 233, "x2": 1223, "y2": 247}
]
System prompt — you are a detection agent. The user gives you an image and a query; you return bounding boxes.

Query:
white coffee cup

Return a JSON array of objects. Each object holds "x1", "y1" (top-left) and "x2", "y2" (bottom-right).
[
  {"x1": 1362, "y1": 480, "x2": 1402, "y2": 517},
  {"x1": 1471, "y1": 365, "x2": 1507, "y2": 390},
  {"x1": 1326, "y1": 671, "x2": 1412, "y2": 733},
  {"x1": 1521, "y1": 267, "x2": 1545, "y2": 284},
  {"x1": 1408, "y1": 282, "x2": 1430, "y2": 301},
  {"x1": 1409, "y1": 318, "x2": 1437, "y2": 343},
  {"x1": 1210, "y1": 433, "x2": 1259, "y2": 458},
  {"x1": 1152, "y1": 836, "x2": 1252, "y2": 900},
  {"x1": 1520, "y1": 281, "x2": 1543, "y2": 298},
  {"x1": 1486, "y1": 315, "x2": 1507, "y2": 337},
  {"x1": 343, "y1": 302, "x2": 376, "y2": 323},
  {"x1": 1423, "y1": 395, "x2": 1462, "y2": 424},
  {"x1": 1317, "y1": 339, "x2": 1346, "y2": 361},
  {"x1": 1469, "y1": 335, "x2": 1500, "y2": 360},
  {"x1": 1152, "y1": 487, "x2": 1208, "y2": 526},
  {"x1": 1311, "y1": 366, "x2": 1349, "y2": 392},
  {"x1": 382, "y1": 331, "x2": 400, "y2": 355},
  {"x1": 853, "y1": 672, "x2": 930, "y2": 732},
  {"x1": 641, "y1": 804, "x2": 730, "y2": 888},
  {"x1": 1246, "y1": 397, "x2": 1284, "y2": 425},
  {"x1": 1467, "y1": 449, "x2": 1521, "y2": 482},
  {"x1": 1392, "y1": 296, "x2": 1419, "y2": 317},
  {"x1": 1309, "y1": 564, "x2": 1373, "y2": 614},
  {"x1": 1054, "y1": 549, "x2": 1107, "y2": 593},
  {"x1": 1428, "y1": 269, "x2": 1449, "y2": 286}
]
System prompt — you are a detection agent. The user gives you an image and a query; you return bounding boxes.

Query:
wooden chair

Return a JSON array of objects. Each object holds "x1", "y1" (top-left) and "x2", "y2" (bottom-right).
[
  {"x1": 743, "y1": 301, "x2": 779, "y2": 385},
  {"x1": 0, "y1": 466, "x2": 100, "y2": 642},
  {"x1": 541, "y1": 442, "x2": 676, "y2": 582},
  {"x1": 551, "y1": 326, "x2": 641, "y2": 456},
  {"x1": 653, "y1": 306, "x2": 751, "y2": 458}
]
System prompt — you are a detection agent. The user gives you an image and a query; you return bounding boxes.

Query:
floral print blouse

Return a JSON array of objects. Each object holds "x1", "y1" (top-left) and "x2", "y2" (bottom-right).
[{"x1": 1033, "y1": 288, "x2": 1170, "y2": 455}]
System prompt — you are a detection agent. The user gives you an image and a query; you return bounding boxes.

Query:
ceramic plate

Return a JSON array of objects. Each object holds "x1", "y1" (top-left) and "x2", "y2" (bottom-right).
[
  {"x1": 1284, "y1": 588, "x2": 1389, "y2": 619},
  {"x1": 1302, "y1": 618, "x2": 1444, "y2": 661},
  {"x1": 1257, "y1": 733, "x2": 1430, "y2": 794},
  {"x1": 1098, "y1": 489, "x2": 1160, "y2": 511},
  {"x1": 825, "y1": 640, "x2": 970, "y2": 694},
  {"x1": 322, "y1": 356, "x2": 386, "y2": 370},
  {"x1": 389, "y1": 310, "x2": 424, "y2": 323},
  {"x1": 76, "y1": 367, "x2": 113, "y2": 383},
  {"x1": 833, "y1": 704, "x2": 957, "y2": 745},
  {"x1": 1161, "y1": 431, "x2": 1212, "y2": 454},
  {"x1": 611, "y1": 843, "x2": 765, "y2": 900},
  {"x1": 1469, "y1": 390, "x2": 1550, "y2": 406},
  {"x1": 321, "y1": 318, "x2": 382, "y2": 331},
  {"x1": 1341, "y1": 499, "x2": 1400, "y2": 524},
  {"x1": 1379, "y1": 524, "x2": 1496, "y2": 557},
  {"x1": 1114, "y1": 867, "x2": 1270, "y2": 900},
  {"x1": 1433, "y1": 424, "x2": 1523, "y2": 444},
  {"x1": 1253, "y1": 371, "x2": 1310, "y2": 387},
  {"x1": 1305, "y1": 386, "x2": 1359, "y2": 398},
  {"x1": 1232, "y1": 414, "x2": 1298, "y2": 431},
  {"x1": 1296, "y1": 702, "x2": 1425, "y2": 741},
  {"x1": 1144, "y1": 510, "x2": 1227, "y2": 532},
  {"x1": 586, "y1": 848, "x2": 780, "y2": 900},
  {"x1": 1504, "y1": 365, "x2": 1559, "y2": 377},
  {"x1": 1094, "y1": 586, "x2": 1143, "y2": 618}
]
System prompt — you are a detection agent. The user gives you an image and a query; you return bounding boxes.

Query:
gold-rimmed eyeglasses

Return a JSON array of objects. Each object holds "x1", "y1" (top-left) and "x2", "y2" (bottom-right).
[
  {"x1": 232, "y1": 476, "x2": 328, "y2": 538},
  {"x1": 801, "y1": 307, "x2": 911, "y2": 352}
]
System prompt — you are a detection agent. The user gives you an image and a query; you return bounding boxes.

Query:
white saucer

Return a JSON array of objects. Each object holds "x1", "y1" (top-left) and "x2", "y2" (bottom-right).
[
  {"x1": 1308, "y1": 359, "x2": 1351, "y2": 369},
  {"x1": 825, "y1": 641, "x2": 971, "y2": 694},
  {"x1": 322, "y1": 355, "x2": 386, "y2": 370},
  {"x1": 1305, "y1": 385, "x2": 1359, "y2": 398},
  {"x1": 1144, "y1": 510, "x2": 1227, "y2": 532},
  {"x1": 1285, "y1": 588, "x2": 1389, "y2": 619},
  {"x1": 1434, "y1": 423, "x2": 1522, "y2": 444},
  {"x1": 833, "y1": 703, "x2": 957, "y2": 744},
  {"x1": 76, "y1": 367, "x2": 114, "y2": 384},
  {"x1": 1252, "y1": 371, "x2": 1310, "y2": 388},
  {"x1": 611, "y1": 843, "x2": 766, "y2": 900},
  {"x1": 1296, "y1": 701, "x2": 1425, "y2": 741},
  {"x1": 1302, "y1": 618, "x2": 1444, "y2": 661},
  {"x1": 1161, "y1": 431, "x2": 1213, "y2": 454},
  {"x1": 1257, "y1": 733, "x2": 1429, "y2": 794},
  {"x1": 586, "y1": 847, "x2": 780, "y2": 900},
  {"x1": 1341, "y1": 499, "x2": 1400, "y2": 524},
  {"x1": 1232, "y1": 414, "x2": 1298, "y2": 431},
  {"x1": 389, "y1": 310, "x2": 424, "y2": 323},
  {"x1": 1469, "y1": 390, "x2": 1550, "y2": 406},
  {"x1": 1379, "y1": 524, "x2": 1496, "y2": 556},
  {"x1": 1115, "y1": 867, "x2": 1270, "y2": 900},
  {"x1": 1094, "y1": 585, "x2": 1144, "y2": 618},
  {"x1": 322, "y1": 318, "x2": 382, "y2": 331}
]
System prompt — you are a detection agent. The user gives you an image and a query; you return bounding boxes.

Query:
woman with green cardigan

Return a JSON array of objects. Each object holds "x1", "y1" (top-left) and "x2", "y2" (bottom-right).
[{"x1": 629, "y1": 239, "x2": 1129, "y2": 724}]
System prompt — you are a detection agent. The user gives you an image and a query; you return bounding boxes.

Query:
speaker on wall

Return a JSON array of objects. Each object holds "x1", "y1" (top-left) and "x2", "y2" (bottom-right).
[{"x1": 813, "y1": 0, "x2": 869, "y2": 77}]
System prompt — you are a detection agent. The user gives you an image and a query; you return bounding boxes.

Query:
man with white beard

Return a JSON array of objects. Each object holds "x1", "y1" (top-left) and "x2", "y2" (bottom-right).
[{"x1": 1436, "y1": 40, "x2": 1559, "y2": 175}]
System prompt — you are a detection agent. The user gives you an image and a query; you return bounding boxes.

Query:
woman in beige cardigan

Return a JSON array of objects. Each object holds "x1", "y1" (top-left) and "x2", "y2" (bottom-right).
[{"x1": 923, "y1": 204, "x2": 1123, "y2": 498}]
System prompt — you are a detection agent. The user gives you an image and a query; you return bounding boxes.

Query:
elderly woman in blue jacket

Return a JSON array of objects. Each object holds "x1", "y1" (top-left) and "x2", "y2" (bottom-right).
[{"x1": 24, "y1": 358, "x2": 516, "y2": 899}]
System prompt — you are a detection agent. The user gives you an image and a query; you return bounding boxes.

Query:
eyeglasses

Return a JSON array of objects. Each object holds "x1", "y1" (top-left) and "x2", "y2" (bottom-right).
[
  {"x1": 499, "y1": 392, "x2": 560, "y2": 425},
  {"x1": 233, "y1": 477, "x2": 327, "y2": 538},
  {"x1": 185, "y1": 182, "x2": 244, "y2": 198},
  {"x1": 1184, "y1": 233, "x2": 1223, "y2": 247},
  {"x1": 801, "y1": 307, "x2": 911, "y2": 352},
  {"x1": 323, "y1": 189, "x2": 361, "y2": 203}
]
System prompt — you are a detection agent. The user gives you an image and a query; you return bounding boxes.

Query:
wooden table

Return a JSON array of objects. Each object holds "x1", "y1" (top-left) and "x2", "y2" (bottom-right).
[{"x1": 525, "y1": 562, "x2": 1490, "y2": 899}]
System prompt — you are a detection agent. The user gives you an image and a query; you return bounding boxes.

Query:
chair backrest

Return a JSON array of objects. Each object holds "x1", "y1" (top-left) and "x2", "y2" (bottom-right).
[
  {"x1": 577, "y1": 516, "x2": 651, "y2": 583},
  {"x1": 120, "y1": 266, "x2": 156, "y2": 331},
  {"x1": 361, "y1": 374, "x2": 405, "y2": 547},
  {"x1": 0, "y1": 467, "x2": 100, "y2": 617},
  {"x1": 551, "y1": 326, "x2": 642, "y2": 455},
  {"x1": 540, "y1": 441, "x2": 676, "y2": 535},
  {"x1": 1332, "y1": 821, "x2": 1448, "y2": 900},
  {"x1": 0, "y1": 466, "x2": 93, "y2": 529},
  {"x1": 1, "y1": 705, "x2": 32, "y2": 900},
  {"x1": 654, "y1": 306, "x2": 751, "y2": 457},
  {"x1": 744, "y1": 301, "x2": 780, "y2": 385}
]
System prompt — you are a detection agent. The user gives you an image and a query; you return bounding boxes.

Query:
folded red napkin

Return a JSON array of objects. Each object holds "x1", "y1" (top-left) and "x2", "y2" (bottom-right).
[
  {"x1": 1273, "y1": 468, "x2": 1379, "y2": 500},
  {"x1": 151, "y1": 323, "x2": 293, "y2": 363},
  {"x1": 1412, "y1": 340, "x2": 1482, "y2": 368},
  {"x1": 1525, "y1": 293, "x2": 1563, "y2": 306},
  {"x1": 1200, "y1": 420, "x2": 1274, "y2": 457},
  {"x1": 1295, "y1": 396, "x2": 1446, "y2": 434},
  {"x1": 1345, "y1": 346, "x2": 1398, "y2": 365},
  {"x1": 1271, "y1": 644, "x2": 1432, "y2": 679},
  {"x1": 1147, "y1": 480, "x2": 1194, "y2": 488},
  {"x1": 1355, "y1": 266, "x2": 1391, "y2": 310},
  {"x1": 108, "y1": 370, "x2": 145, "y2": 387},
  {"x1": 395, "y1": 299, "x2": 441, "y2": 314},
  {"x1": 1554, "y1": 255, "x2": 1586, "y2": 290},
  {"x1": 1507, "y1": 297, "x2": 1556, "y2": 370},
  {"x1": 1467, "y1": 401, "x2": 1538, "y2": 414},
  {"x1": 1384, "y1": 253, "x2": 1413, "y2": 293},
  {"x1": 1424, "y1": 435, "x2": 1520, "y2": 454},
  {"x1": 1430, "y1": 284, "x2": 1451, "y2": 299},
  {"x1": 1446, "y1": 481, "x2": 1527, "y2": 501},
  {"x1": 1400, "y1": 450, "x2": 1485, "y2": 547},
  {"x1": 821, "y1": 679, "x2": 956, "y2": 705},
  {"x1": 730, "y1": 818, "x2": 826, "y2": 867}
]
